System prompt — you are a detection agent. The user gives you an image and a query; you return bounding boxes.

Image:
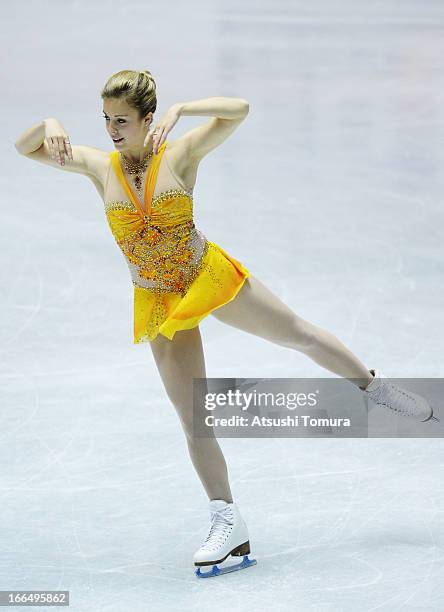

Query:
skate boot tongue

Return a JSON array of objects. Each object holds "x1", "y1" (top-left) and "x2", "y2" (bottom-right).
[
  {"x1": 209, "y1": 499, "x2": 231, "y2": 512},
  {"x1": 363, "y1": 369, "x2": 383, "y2": 396}
]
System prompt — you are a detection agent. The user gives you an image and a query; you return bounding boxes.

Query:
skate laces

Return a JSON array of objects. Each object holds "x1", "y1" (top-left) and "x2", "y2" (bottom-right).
[
  {"x1": 367, "y1": 378, "x2": 418, "y2": 417},
  {"x1": 202, "y1": 507, "x2": 234, "y2": 549}
]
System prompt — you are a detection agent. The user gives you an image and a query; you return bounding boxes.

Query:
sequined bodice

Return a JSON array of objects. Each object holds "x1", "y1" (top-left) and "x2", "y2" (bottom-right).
[
  {"x1": 105, "y1": 188, "x2": 194, "y2": 235},
  {"x1": 104, "y1": 141, "x2": 208, "y2": 296}
]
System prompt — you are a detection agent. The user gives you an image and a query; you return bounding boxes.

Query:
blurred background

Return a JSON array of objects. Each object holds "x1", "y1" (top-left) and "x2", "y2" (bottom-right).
[{"x1": 1, "y1": 1, "x2": 443, "y2": 610}]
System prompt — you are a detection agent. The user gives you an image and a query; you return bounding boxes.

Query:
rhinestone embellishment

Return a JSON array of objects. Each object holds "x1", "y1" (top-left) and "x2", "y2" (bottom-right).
[{"x1": 104, "y1": 189, "x2": 206, "y2": 296}]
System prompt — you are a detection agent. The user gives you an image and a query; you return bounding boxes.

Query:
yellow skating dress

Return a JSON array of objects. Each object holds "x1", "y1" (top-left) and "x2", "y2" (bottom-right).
[{"x1": 104, "y1": 141, "x2": 251, "y2": 342}]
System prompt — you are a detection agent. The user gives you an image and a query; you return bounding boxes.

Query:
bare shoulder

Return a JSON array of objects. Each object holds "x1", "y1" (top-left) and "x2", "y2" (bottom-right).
[
  {"x1": 165, "y1": 107, "x2": 249, "y2": 190},
  {"x1": 81, "y1": 146, "x2": 110, "y2": 183},
  {"x1": 165, "y1": 138, "x2": 199, "y2": 192}
]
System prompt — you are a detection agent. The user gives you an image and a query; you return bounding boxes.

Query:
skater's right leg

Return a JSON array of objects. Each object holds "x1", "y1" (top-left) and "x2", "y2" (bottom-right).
[{"x1": 149, "y1": 326, "x2": 234, "y2": 503}]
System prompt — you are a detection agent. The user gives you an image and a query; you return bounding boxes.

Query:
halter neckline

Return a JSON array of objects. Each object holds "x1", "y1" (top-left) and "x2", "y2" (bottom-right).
[{"x1": 109, "y1": 141, "x2": 168, "y2": 219}]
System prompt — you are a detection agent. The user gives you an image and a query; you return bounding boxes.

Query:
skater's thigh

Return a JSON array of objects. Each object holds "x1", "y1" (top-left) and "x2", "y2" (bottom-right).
[
  {"x1": 211, "y1": 274, "x2": 300, "y2": 335},
  {"x1": 149, "y1": 326, "x2": 206, "y2": 408}
]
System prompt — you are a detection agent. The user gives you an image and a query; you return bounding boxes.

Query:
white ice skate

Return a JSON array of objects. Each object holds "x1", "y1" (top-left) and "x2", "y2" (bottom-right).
[
  {"x1": 194, "y1": 499, "x2": 257, "y2": 578},
  {"x1": 362, "y1": 369, "x2": 439, "y2": 422}
]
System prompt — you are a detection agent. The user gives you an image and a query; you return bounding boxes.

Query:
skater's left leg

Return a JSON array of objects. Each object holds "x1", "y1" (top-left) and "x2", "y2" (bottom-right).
[
  {"x1": 150, "y1": 327, "x2": 234, "y2": 503},
  {"x1": 211, "y1": 275, "x2": 374, "y2": 390}
]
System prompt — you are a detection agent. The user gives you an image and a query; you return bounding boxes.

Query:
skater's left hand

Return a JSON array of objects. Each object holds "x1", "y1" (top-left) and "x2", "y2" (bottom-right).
[{"x1": 144, "y1": 104, "x2": 181, "y2": 154}]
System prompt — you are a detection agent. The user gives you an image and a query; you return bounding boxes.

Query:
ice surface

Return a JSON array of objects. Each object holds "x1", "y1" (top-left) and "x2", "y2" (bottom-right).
[{"x1": 2, "y1": 0, "x2": 443, "y2": 610}]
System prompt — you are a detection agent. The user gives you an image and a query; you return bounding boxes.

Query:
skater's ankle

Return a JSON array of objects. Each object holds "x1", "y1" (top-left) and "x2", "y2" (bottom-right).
[{"x1": 359, "y1": 369, "x2": 375, "y2": 391}]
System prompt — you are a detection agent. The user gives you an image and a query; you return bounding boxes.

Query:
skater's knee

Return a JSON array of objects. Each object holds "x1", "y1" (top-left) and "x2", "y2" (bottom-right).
[
  {"x1": 171, "y1": 402, "x2": 196, "y2": 437},
  {"x1": 179, "y1": 409, "x2": 212, "y2": 441},
  {"x1": 289, "y1": 316, "x2": 318, "y2": 351}
]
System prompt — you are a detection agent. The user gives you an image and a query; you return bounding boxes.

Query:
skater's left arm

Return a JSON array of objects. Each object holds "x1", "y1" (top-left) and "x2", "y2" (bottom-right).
[{"x1": 151, "y1": 97, "x2": 249, "y2": 162}]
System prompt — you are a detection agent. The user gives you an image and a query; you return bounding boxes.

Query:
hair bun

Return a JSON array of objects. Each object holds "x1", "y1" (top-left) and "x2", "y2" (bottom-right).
[{"x1": 139, "y1": 70, "x2": 155, "y2": 86}]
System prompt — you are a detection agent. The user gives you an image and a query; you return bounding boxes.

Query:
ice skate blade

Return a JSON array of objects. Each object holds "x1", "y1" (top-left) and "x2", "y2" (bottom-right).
[
  {"x1": 422, "y1": 407, "x2": 440, "y2": 423},
  {"x1": 195, "y1": 555, "x2": 257, "y2": 578}
]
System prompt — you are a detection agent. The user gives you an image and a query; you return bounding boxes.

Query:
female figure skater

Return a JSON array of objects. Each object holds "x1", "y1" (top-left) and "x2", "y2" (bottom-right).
[{"x1": 15, "y1": 70, "x2": 438, "y2": 578}]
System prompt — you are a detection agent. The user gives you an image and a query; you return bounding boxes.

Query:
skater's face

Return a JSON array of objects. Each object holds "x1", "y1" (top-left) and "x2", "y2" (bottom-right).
[{"x1": 102, "y1": 97, "x2": 153, "y2": 153}]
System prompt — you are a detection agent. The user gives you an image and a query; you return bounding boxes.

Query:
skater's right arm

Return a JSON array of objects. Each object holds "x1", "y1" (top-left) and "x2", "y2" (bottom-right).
[{"x1": 14, "y1": 118, "x2": 105, "y2": 180}]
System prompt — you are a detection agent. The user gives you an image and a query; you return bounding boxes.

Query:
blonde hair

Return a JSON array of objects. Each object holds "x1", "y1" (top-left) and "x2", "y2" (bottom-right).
[{"x1": 100, "y1": 69, "x2": 157, "y2": 121}]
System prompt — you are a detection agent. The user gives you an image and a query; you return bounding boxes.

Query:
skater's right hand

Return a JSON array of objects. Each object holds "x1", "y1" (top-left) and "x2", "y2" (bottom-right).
[{"x1": 44, "y1": 118, "x2": 73, "y2": 166}]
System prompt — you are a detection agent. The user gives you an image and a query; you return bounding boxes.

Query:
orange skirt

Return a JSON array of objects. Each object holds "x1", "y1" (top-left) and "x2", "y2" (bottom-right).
[{"x1": 133, "y1": 241, "x2": 250, "y2": 342}]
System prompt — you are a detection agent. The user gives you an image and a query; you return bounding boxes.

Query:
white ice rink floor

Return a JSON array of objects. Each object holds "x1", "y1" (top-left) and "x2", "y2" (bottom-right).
[{"x1": 2, "y1": 1, "x2": 444, "y2": 610}]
